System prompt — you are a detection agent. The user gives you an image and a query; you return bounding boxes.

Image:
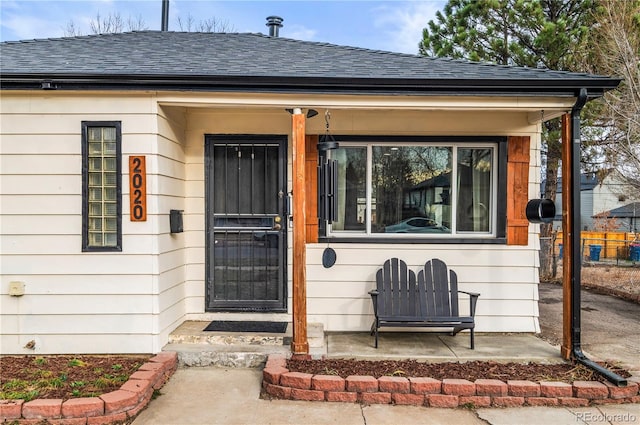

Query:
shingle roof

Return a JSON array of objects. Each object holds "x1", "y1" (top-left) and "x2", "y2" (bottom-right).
[
  {"x1": 553, "y1": 174, "x2": 600, "y2": 193},
  {"x1": 605, "y1": 202, "x2": 640, "y2": 218},
  {"x1": 0, "y1": 31, "x2": 620, "y2": 95}
]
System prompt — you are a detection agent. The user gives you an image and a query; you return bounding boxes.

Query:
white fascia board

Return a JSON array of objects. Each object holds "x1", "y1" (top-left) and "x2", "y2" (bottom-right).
[{"x1": 156, "y1": 92, "x2": 577, "y2": 113}]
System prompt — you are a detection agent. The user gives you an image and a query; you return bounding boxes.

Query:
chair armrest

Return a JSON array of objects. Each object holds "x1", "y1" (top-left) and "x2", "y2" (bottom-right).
[
  {"x1": 369, "y1": 290, "x2": 379, "y2": 316},
  {"x1": 458, "y1": 290, "x2": 480, "y2": 317}
]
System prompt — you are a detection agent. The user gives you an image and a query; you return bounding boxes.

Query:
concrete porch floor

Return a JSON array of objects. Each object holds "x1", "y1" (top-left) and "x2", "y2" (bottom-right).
[
  {"x1": 326, "y1": 332, "x2": 565, "y2": 363},
  {"x1": 165, "y1": 320, "x2": 566, "y2": 365}
]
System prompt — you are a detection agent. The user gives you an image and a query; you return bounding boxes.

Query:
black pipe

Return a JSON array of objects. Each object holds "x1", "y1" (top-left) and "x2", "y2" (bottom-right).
[
  {"x1": 266, "y1": 16, "x2": 283, "y2": 37},
  {"x1": 161, "y1": 0, "x2": 169, "y2": 31},
  {"x1": 569, "y1": 88, "x2": 627, "y2": 386}
]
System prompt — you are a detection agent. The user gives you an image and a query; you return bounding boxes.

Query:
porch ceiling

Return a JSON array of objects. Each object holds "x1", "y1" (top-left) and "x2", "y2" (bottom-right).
[{"x1": 157, "y1": 92, "x2": 575, "y2": 124}]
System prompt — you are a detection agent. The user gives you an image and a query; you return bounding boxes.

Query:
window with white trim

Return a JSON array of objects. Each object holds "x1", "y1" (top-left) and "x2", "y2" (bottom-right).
[
  {"x1": 82, "y1": 121, "x2": 122, "y2": 251},
  {"x1": 326, "y1": 137, "x2": 503, "y2": 239}
]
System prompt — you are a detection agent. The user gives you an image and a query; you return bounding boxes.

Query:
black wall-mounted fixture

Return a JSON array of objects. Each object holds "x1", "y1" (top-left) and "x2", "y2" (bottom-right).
[
  {"x1": 285, "y1": 108, "x2": 318, "y2": 118},
  {"x1": 525, "y1": 198, "x2": 555, "y2": 223},
  {"x1": 322, "y1": 247, "x2": 337, "y2": 268},
  {"x1": 169, "y1": 209, "x2": 184, "y2": 233}
]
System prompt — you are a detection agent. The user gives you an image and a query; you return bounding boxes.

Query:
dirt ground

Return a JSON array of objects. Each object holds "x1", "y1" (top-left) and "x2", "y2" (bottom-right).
[
  {"x1": 537, "y1": 281, "x2": 640, "y2": 372},
  {"x1": 552, "y1": 264, "x2": 640, "y2": 303}
]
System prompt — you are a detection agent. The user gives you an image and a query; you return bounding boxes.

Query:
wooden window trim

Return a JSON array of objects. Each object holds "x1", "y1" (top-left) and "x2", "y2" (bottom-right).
[{"x1": 506, "y1": 136, "x2": 531, "y2": 246}]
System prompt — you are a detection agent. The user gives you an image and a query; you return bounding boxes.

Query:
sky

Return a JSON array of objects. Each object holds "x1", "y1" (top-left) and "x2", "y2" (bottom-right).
[{"x1": 0, "y1": 0, "x2": 446, "y2": 54}]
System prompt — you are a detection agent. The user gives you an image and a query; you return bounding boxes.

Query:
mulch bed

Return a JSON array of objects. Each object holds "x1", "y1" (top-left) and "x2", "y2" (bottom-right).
[
  {"x1": 286, "y1": 358, "x2": 632, "y2": 384},
  {"x1": 0, "y1": 355, "x2": 150, "y2": 400}
]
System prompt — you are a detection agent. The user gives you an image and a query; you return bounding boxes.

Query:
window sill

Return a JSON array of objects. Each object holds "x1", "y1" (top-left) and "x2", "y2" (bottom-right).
[{"x1": 317, "y1": 237, "x2": 507, "y2": 245}]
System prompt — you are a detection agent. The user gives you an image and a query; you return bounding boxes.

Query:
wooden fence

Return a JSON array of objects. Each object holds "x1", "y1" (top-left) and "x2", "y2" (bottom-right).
[{"x1": 555, "y1": 231, "x2": 639, "y2": 260}]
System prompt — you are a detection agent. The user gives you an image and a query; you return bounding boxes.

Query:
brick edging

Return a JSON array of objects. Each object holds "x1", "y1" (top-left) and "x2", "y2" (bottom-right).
[
  {"x1": 0, "y1": 351, "x2": 177, "y2": 425},
  {"x1": 262, "y1": 355, "x2": 640, "y2": 408}
]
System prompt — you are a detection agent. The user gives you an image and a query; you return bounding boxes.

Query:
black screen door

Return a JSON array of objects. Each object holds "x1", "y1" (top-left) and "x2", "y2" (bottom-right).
[{"x1": 205, "y1": 135, "x2": 287, "y2": 311}]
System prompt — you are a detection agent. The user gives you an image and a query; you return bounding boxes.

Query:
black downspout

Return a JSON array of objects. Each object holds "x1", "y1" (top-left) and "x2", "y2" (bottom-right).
[{"x1": 569, "y1": 88, "x2": 627, "y2": 386}]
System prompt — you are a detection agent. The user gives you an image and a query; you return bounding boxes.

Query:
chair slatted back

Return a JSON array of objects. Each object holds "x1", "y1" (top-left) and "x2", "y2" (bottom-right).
[
  {"x1": 375, "y1": 258, "x2": 418, "y2": 317},
  {"x1": 418, "y1": 258, "x2": 459, "y2": 318}
]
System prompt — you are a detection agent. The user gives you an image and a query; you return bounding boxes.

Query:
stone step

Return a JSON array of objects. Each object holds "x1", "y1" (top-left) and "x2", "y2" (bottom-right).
[
  {"x1": 163, "y1": 343, "x2": 290, "y2": 368},
  {"x1": 162, "y1": 321, "x2": 327, "y2": 368}
]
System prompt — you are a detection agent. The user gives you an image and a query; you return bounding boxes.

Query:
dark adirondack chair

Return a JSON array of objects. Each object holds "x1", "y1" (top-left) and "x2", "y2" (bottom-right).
[{"x1": 369, "y1": 258, "x2": 480, "y2": 349}]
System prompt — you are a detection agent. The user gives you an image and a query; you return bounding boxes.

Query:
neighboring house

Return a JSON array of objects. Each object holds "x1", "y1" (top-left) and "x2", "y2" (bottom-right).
[
  {"x1": 592, "y1": 171, "x2": 640, "y2": 232},
  {"x1": 549, "y1": 171, "x2": 639, "y2": 231},
  {"x1": 0, "y1": 27, "x2": 619, "y2": 355},
  {"x1": 603, "y1": 202, "x2": 640, "y2": 233},
  {"x1": 547, "y1": 173, "x2": 599, "y2": 231}
]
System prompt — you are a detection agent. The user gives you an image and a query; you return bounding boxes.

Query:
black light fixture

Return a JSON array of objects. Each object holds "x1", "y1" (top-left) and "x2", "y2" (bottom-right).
[
  {"x1": 525, "y1": 198, "x2": 556, "y2": 224},
  {"x1": 285, "y1": 108, "x2": 319, "y2": 119}
]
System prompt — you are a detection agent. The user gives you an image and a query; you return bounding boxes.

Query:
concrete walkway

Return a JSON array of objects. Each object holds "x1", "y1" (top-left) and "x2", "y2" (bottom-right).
[
  {"x1": 133, "y1": 333, "x2": 639, "y2": 425},
  {"x1": 133, "y1": 367, "x2": 639, "y2": 425}
]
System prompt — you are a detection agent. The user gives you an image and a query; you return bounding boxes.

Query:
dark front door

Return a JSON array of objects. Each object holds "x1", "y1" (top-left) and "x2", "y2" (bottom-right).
[{"x1": 205, "y1": 135, "x2": 287, "y2": 311}]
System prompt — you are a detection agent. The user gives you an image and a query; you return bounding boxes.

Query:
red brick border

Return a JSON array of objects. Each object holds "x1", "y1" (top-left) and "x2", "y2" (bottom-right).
[
  {"x1": 0, "y1": 352, "x2": 177, "y2": 425},
  {"x1": 262, "y1": 355, "x2": 640, "y2": 408}
]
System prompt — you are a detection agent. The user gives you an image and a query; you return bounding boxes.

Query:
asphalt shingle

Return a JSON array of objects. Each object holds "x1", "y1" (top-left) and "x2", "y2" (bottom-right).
[{"x1": 0, "y1": 31, "x2": 613, "y2": 82}]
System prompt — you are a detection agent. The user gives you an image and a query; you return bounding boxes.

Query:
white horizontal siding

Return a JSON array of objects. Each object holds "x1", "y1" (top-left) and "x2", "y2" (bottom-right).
[
  {"x1": 1, "y1": 94, "x2": 548, "y2": 354},
  {"x1": 0, "y1": 275, "x2": 152, "y2": 294},
  {"x1": 0, "y1": 195, "x2": 81, "y2": 215},
  {"x1": 0, "y1": 94, "x2": 166, "y2": 354},
  {"x1": 1, "y1": 174, "x2": 80, "y2": 195},
  {"x1": 1, "y1": 313, "x2": 154, "y2": 334},
  {"x1": 1, "y1": 294, "x2": 154, "y2": 315},
  {"x1": 2, "y1": 235, "x2": 161, "y2": 255},
  {"x1": 303, "y1": 242, "x2": 540, "y2": 333},
  {"x1": 0, "y1": 134, "x2": 78, "y2": 154},
  {"x1": 154, "y1": 106, "x2": 188, "y2": 352},
  {"x1": 3, "y1": 255, "x2": 155, "y2": 275},
  {"x1": 0, "y1": 334, "x2": 154, "y2": 354},
  {"x1": 1, "y1": 113, "x2": 157, "y2": 135},
  {"x1": 1, "y1": 155, "x2": 81, "y2": 174}
]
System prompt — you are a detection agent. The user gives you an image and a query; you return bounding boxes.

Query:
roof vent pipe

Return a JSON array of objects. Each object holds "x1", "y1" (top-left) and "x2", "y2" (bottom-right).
[
  {"x1": 161, "y1": 0, "x2": 169, "y2": 31},
  {"x1": 266, "y1": 16, "x2": 283, "y2": 37}
]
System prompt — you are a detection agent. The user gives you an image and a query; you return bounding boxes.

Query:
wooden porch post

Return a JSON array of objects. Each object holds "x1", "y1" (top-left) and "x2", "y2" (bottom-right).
[
  {"x1": 291, "y1": 109, "x2": 309, "y2": 355},
  {"x1": 561, "y1": 113, "x2": 573, "y2": 360}
]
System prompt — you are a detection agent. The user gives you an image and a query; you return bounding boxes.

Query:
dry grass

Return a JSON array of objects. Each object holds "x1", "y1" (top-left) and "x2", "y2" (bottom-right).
[{"x1": 553, "y1": 264, "x2": 640, "y2": 301}]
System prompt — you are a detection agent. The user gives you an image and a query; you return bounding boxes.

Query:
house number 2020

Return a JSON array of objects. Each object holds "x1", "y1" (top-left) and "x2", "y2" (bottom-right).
[{"x1": 129, "y1": 156, "x2": 147, "y2": 221}]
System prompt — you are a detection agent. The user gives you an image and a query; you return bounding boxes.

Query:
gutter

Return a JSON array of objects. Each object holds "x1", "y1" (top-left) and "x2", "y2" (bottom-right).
[
  {"x1": 0, "y1": 74, "x2": 620, "y2": 98},
  {"x1": 568, "y1": 88, "x2": 627, "y2": 386}
]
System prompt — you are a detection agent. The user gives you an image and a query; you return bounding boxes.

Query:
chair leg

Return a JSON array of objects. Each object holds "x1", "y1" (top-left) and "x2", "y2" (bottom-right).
[
  {"x1": 470, "y1": 328, "x2": 475, "y2": 350},
  {"x1": 374, "y1": 321, "x2": 379, "y2": 348}
]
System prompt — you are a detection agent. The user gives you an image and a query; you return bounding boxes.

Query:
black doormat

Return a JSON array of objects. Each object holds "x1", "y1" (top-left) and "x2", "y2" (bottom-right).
[{"x1": 203, "y1": 320, "x2": 288, "y2": 333}]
